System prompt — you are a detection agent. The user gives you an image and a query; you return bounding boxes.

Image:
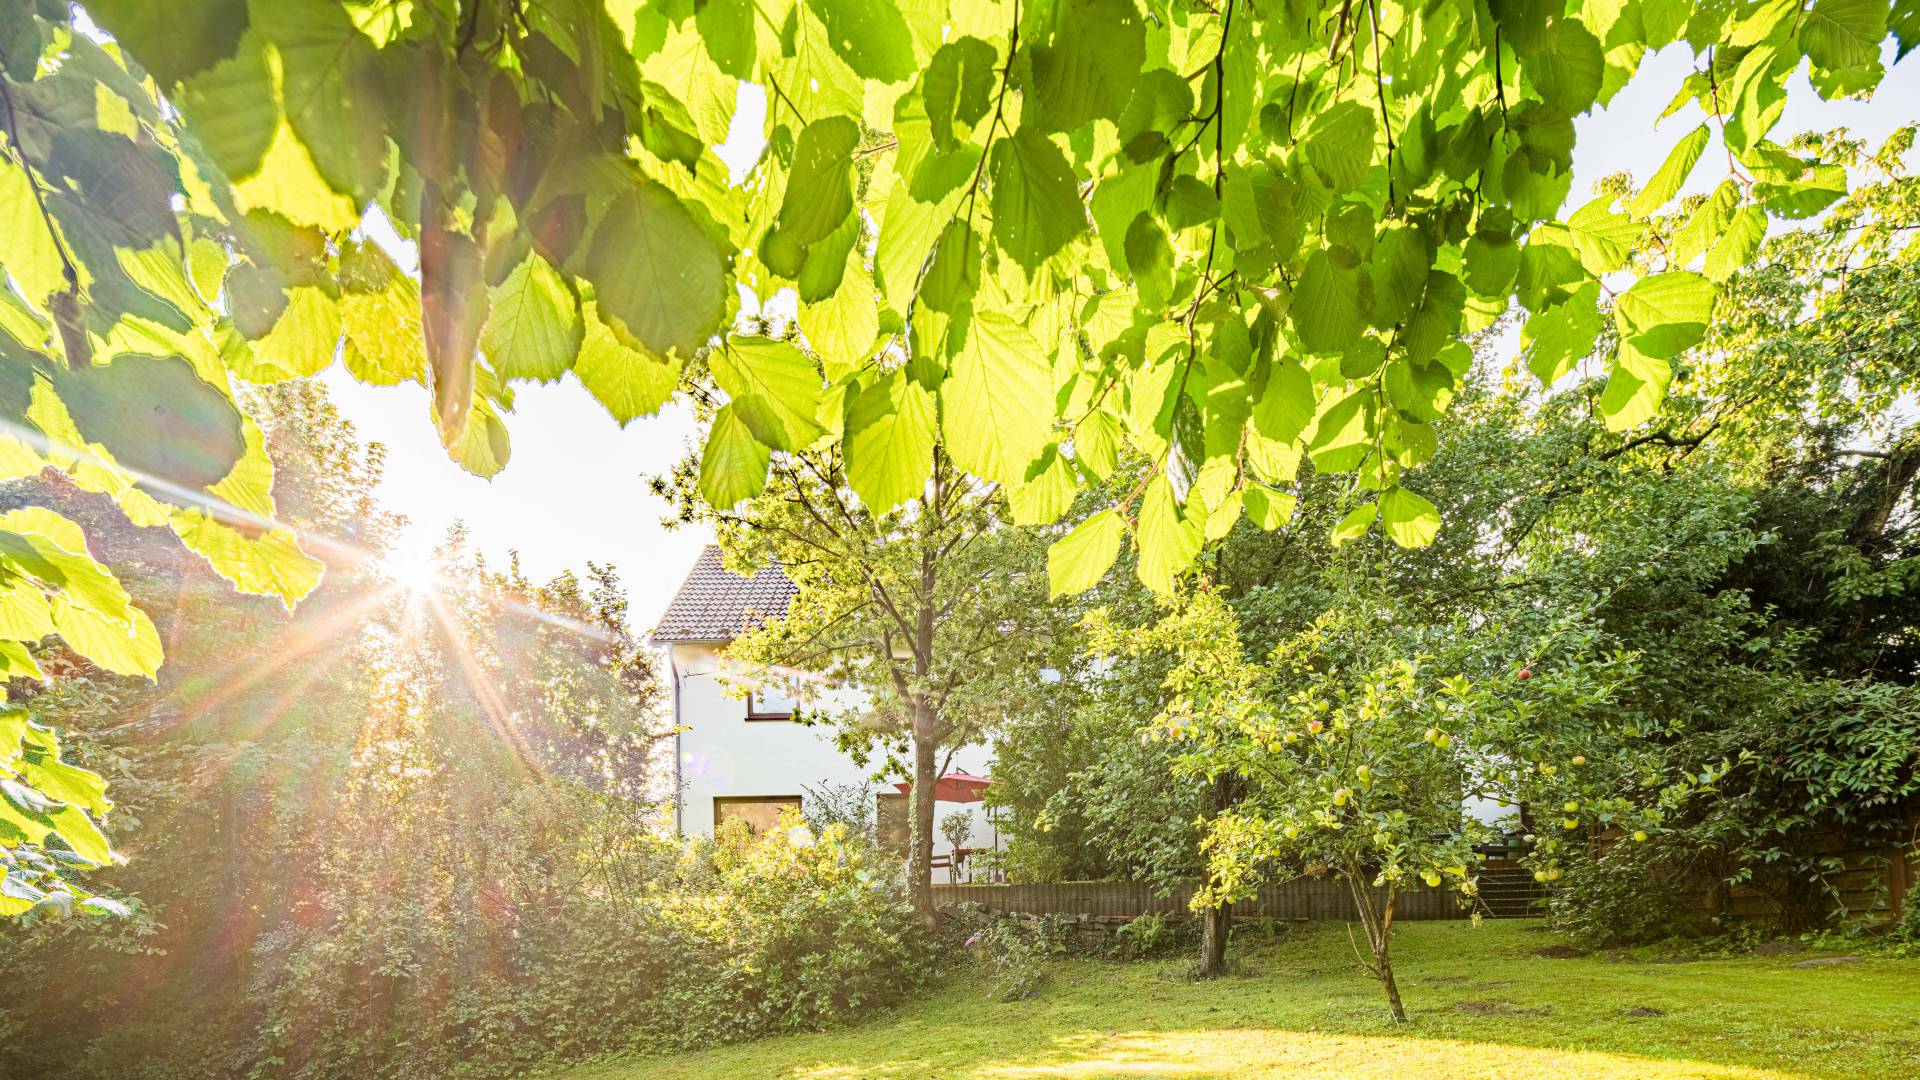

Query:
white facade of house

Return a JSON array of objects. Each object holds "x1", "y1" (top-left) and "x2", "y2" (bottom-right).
[{"x1": 654, "y1": 549, "x2": 997, "y2": 870}]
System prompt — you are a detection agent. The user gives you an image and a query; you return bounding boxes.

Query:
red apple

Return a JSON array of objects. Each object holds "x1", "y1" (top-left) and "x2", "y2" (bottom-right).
[{"x1": 1516, "y1": 667, "x2": 1533, "y2": 681}]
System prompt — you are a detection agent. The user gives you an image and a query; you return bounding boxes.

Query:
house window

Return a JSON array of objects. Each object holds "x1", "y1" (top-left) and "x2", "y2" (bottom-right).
[
  {"x1": 714, "y1": 795, "x2": 802, "y2": 834},
  {"x1": 747, "y1": 683, "x2": 797, "y2": 720}
]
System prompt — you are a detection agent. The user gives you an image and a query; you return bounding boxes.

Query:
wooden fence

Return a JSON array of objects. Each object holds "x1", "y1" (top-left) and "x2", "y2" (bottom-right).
[
  {"x1": 1717, "y1": 801, "x2": 1920, "y2": 925},
  {"x1": 931, "y1": 870, "x2": 1543, "y2": 922},
  {"x1": 932, "y1": 803, "x2": 1920, "y2": 928}
]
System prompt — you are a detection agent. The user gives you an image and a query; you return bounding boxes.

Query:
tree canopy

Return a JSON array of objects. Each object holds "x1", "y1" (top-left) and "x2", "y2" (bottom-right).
[{"x1": 0, "y1": 0, "x2": 1916, "y2": 904}]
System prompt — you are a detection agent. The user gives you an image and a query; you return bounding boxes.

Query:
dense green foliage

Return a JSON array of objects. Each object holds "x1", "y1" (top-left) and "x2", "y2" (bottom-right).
[
  {"x1": 986, "y1": 150, "x2": 1918, "y2": 1005},
  {"x1": 0, "y1": 390, "x2": 932, "y2": 1079},
  {"x1": 2, "y1": 0, "x2": 1916, "y2": 900}
]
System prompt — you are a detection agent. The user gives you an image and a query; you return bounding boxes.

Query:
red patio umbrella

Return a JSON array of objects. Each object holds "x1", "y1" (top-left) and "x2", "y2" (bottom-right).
[{"x1": 893, "y1": 770, "x2": 991, "y2": 803}]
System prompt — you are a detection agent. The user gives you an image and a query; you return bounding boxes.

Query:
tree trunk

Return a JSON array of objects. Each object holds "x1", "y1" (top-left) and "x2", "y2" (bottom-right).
[
  {"x1": 1197, "y1": 901, "x2": 1233, "y2": 978},
  {"x1": 1374, "y1": 887, "x2": 1407, "y2": 1023},
  {"x1": 1345, "y1": 868, "x2": 1408, "y2": 1023},
  {"x1": 909, "y1": 702, "x2": 938, "y2": 927},
  {"x1": 1195, "y1": 772, "x2": 1241, "y2": 977}
]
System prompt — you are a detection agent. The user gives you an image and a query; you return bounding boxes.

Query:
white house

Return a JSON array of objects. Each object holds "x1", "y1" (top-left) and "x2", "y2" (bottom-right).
[{"x1": 650, "y1": 547, "x2": 996, "y2": 875}]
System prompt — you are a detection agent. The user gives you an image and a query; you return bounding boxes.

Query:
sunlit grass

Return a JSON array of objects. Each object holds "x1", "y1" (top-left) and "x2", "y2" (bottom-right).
[{"x1": 552, "y1": 920, "x2": 1920, "y2": 1080}]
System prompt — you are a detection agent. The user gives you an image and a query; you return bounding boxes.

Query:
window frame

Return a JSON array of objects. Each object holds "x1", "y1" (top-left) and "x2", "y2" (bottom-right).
[
  {"x1": 713, "y1": 795, "x2": 803, "y2": 834},
  {"x1": 746, "y1": 685, "x2": 796, "y2": 721}
]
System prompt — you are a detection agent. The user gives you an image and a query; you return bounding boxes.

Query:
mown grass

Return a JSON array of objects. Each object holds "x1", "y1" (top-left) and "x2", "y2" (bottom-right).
[{"x1": 553, "y1": 920, "x2": 1920, "y2": 1079}]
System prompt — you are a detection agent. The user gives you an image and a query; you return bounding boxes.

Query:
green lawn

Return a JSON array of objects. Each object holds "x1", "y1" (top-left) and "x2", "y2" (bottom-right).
[{"x1": 552, "y1": 921, "x2": 1920, "y2": 1080}]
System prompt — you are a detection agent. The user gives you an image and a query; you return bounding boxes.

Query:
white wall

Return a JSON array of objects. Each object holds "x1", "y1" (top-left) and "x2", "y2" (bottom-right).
[{"x1": 669, "y1": 642, "x2": 997, "y2": 866}]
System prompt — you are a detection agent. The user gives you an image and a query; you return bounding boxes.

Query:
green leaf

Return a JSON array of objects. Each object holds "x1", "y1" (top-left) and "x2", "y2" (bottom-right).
[
  {"x1": 1022, "y1": 0, "x2": 1146, "y2": 132},
  {"x1": 1599, "y1": 339, "x2": 1673, "y2": 430},
  {"x1": 1010, "y1": 446, "x2": 1077, "y2": 525},
  {"x1": 1895, "y1": 0, "x2": 1920, "y2": 60},
  {"x1": 80, "y1": 896, "x2": 132, "y2": 917},
  {"x1": 844, "y1": 372, "x2": 936, "y2": 513},
  {"x1": 1252, "y1": 357, "x2": 1314, "y2": 444},
  {"x1": 699, "y1": 403, "x2": 771, "y2": 509},
  {"x1": 711, "y1": 338, "x2": 826, "y2": 452},
  {"x1": 924, "y1": 38, "x2": 999, "y2": 151},
  {"x1": 1124, "y1": 213, "x2": 1173, "y2": 308},
  {"x1": 798, "y1": 266, "x2": 880, "y2": 380},
  {"x1": 1371, "y1": 225, "x2": 1432, "y2": 325},
  {"x1": 1613, "y1": 270, "x2": 1714, "y2": 358},
  {"x1": 1165, "y1": 393, "x2": 1204, "y2": 504},
  {"x1": 1703, "y1": 205, "x2": 1767, "y2": 282},
  {"x1": 20, "y1": 756, "x2": 108, "y2": 814},
  {"x1": 52, "y1": 354, "x2": 247, "y2": 493},
  {"x1": 1302, "y1": 103, "x2": 1376, "y2": 192},
  {"x1": 1462, "y1": 231, "x2": 1520, "y2": 298},
  {"x1": 807, "y1": 0, "x2": 916, "y2": 83},
  {"x1": 1307, "y1": 386, "x2": 1372, "y2": 472},
  {"x1": 1116, "y1": 69, "x2": 1193, "y2": 162},
  {"x1": 1800, "y1": 0, "x2": 1888, "y2": 75},
  {"x1": 1726, "y1": 45, "x2": 1787, "y2": 153},
  {"x1": 695, "y1": 0, "x2": 757, "y2": 77},
  {"x1": 169, "y1": 511, "x2": 324, "y2": 610},
  {"x1": 1330, "y1": 502, "x2": 1377, "y2": 546},
  {"x1": 1074, "y1": 409, "x2": 1121, "y2": 480},
  {"x1": 1670, "y1": 181, "x2": 1740, "y2": 266},
  {"x1": 1243, "y1": 484, "x2": 1297, "y2": 530},
  {"x1": 0, "y1": 641, "x2": 44, "y2": 681},
  {"x1": 175, "y1": 32, "x2": 275, "y2": 184},
  {"x1": 1380, "y1": 486, "x2": 1440, "y2": 548},
  {"x1": 1525, "y1": 18, "x2": 1605, "y2": 115},
  {"x1": 1091, "y1": 162, "x2": 1155, "y2": 273},
  {"x1": 989, "y1": 127, "x2": 1087, "y2": 271},
  {"x1": 572, "y1": 300, "x2": 681, "y2": 425},
  {"x1": 940, "y1": 312, "x2": 1054, "y2": 485},
  {"x1": 483, "y1": 254, "x2": 583, "y2": 384},
  {"x1": 1522, "y1": 280, "x2": 1602, "y2": 383},
  {"x1": 0, "y1": 508, "x2": 161, "y2": 678},
  {"x1": 235, "y1": 284, "x2": 340, "y2": 380},
  {"x1": 1135, "y1": 474, "x2": 1201, "y2": 595},
  {"x1": 1626, "y1": 124, "x2": 1710, "y2": 218},
  {"x1": 442, "y1": 364, "x2": 512, "y2": 479},
  {"x1": 1563, "y1": 197, "x2": 1637, "y2": 274},
  {"x1": 1292, "y1": 248, "x2": 1366, "y2": 354},
  {"x1": 338, "y1": 240, "x2": 426, "y2": 386},
  {"x1": 1048, "y1": 509, "x2": 1123, "y2": 598},
  {"x1": 1756, "y1": 163, "x2": 1847, "y2": 218},
  {"x1": 586, "y1": 182, "x2": 728, "y2": 360},
  {"x1": 776, "y1": 117, "x2": 860, "y2": 250},
  {"x1": 0, "y1": 137, "x2": 71, "y2": 309},
  {"x1": 45, "y1": 801, "x2": 112, "y2": 865},
  {"x1": 252, "y1": 2, "x2": 387, "y2": 203},
  {"x1": 85, "y1": 0, "x2": 249, "y2": 87},
  {"x1": 875, "y1": 179, "x2": 955, "y2": 315},
  {"x1": 1202, "y1": 487, "x2": 1242, "y2": 541},
  {"x1": 921, "y1": 220, "x2": 982, "y2": 313}
]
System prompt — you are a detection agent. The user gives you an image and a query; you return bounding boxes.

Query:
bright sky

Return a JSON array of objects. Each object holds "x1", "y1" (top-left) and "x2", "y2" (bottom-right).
[{"x1": 321, "y1": 45, "x2": 1917, "y2": 631}]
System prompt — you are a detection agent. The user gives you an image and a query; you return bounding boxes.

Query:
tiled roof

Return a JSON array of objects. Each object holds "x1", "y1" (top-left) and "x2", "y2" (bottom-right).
[{"x1": 650, "y1": 546, "x2": 796, "y2": 644}]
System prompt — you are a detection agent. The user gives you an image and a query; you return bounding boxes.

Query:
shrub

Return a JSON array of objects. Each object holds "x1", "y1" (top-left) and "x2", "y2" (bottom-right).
[
  {"x1": 1546, "y1": 841, "x2": 1714, "y2": 946},
  {"x1": 16, "y1": 797, "x2": 935, "y2": 1080},
  {"x1": 1884, "y1": 896, "x2": 1920, "y2": 957},
  {"x1": 964, "y1": 915, "x2": 1067, "y2": 1001},
  {"x1": 1114, "y1": 912, "x2": 1193, "y2": 958}
]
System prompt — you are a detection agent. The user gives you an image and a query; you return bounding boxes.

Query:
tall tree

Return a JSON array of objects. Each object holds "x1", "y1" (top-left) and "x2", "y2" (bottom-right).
[{"x1": 660, "y1": 442, "x2": 1062, "y2": 919}]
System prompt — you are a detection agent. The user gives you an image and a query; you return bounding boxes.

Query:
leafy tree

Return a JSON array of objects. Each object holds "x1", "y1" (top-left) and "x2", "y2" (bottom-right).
[
  {"x1": 658, "y1": 440, "x2": 1066, "y2": 918},
  {"x1": 1093, "y1": 584, "x2": 1657, "y2": 1021}
]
